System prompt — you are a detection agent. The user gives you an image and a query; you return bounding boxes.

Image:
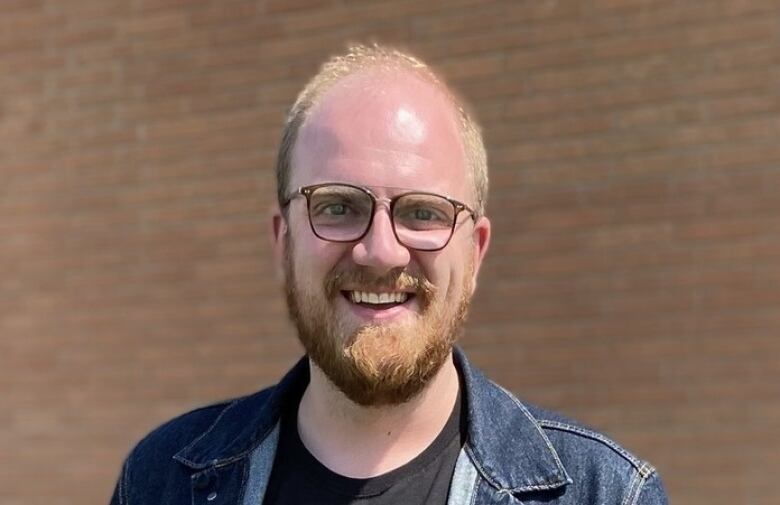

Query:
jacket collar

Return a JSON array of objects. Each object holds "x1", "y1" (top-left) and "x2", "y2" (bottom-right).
[
  {"x1": 453, "y1": 348, "x2": 570, "y2": 492},
  {"x1": 174, "y1": 358, "x2": 309, "y2": 469},
  {"x1": 174, "y1": 348, "x2": 570, "y2": 492}
]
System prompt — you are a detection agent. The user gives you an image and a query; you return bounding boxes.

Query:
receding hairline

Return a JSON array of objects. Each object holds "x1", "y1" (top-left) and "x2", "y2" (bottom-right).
[{"x1": 276, "y1": 44, "x2": 488, "y2": 216}]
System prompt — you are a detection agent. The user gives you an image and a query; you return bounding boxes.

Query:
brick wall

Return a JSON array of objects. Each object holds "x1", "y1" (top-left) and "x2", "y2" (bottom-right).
[{"x1": 2, "y1": 1, "x2": 779, "y2": 504}]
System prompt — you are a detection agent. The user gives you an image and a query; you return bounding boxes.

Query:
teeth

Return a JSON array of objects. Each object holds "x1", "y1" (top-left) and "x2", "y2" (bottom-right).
[{"x1": 349, "y1": 291, "x2": 409, "y2": 305}]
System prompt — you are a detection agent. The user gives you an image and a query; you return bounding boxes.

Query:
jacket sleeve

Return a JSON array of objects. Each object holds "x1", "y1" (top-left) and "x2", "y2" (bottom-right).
[
  {"x1": 634, "y1": 472, "x2": 668, "y2": 505},
  {"x1": 108, "y1": 459, "x2": 128, "y2": 505}
]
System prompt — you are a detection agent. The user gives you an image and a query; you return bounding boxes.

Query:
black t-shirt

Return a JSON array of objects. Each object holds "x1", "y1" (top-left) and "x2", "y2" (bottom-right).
[{"x1": 262, "y1": 390, "x2": 466, "y2": 505}]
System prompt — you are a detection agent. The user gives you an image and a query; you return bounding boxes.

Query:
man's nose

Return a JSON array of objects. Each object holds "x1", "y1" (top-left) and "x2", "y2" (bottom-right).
[{"x1": 352, "y1": 207, "x2": 411, "y2": 272}]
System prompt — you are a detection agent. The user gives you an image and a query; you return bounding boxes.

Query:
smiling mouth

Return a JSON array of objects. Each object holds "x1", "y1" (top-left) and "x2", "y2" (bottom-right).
[{"x1": 341, "y1": 290, "x2": 415, "y2": 310}]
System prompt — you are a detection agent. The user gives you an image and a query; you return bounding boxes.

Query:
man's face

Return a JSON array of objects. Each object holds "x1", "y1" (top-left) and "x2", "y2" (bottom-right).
[{"x1": 275, "y1": 69, "x2": 490, "y2": 406}]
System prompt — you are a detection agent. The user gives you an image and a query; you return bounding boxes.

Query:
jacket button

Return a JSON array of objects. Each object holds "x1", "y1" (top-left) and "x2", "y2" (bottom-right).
[{"x1": 206, "y1": 491, "x2": 217, "y2": 501}]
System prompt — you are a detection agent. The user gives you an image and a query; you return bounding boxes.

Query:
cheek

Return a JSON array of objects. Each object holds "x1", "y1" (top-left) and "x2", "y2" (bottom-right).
[
  {"x1": 291, "y1": 232, "x2": 349, "y2": 283},
  {"x1": 417, "y1": 253, "x2": 456, "y2": 300},
  {"x1": 427, "y1": 241, "x2": 473, "y2": 299}
]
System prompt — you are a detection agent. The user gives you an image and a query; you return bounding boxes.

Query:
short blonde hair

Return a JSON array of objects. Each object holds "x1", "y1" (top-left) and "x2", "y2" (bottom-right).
[{"x1": 276, "y1": 44, "x2": 488, "y2": 216}]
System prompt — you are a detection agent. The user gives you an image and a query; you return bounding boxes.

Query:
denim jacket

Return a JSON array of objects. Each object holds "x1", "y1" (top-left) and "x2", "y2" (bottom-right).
[{"x1": 110, "y1": 348, "x2": 667, "y2": 505}]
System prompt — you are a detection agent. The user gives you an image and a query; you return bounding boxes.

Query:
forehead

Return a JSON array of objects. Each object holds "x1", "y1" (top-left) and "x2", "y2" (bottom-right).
[{"x1": 290, "y1": 68, "x2": 469, "y2": 198}]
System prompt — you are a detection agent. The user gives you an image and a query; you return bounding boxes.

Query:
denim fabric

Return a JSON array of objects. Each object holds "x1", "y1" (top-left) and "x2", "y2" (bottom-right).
[
  {"x1": 241, "y1": 424, "x2": 279, "y2": 505},
  {"x1": 445, "y1": 448, "x2": 479, "y2": 504},
  {"x1": 110, "y1": 348, "x2": 668, "y2": 505}
]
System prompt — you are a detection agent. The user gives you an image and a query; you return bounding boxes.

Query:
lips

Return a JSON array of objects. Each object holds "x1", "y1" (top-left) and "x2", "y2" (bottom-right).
[
  {"x1": 342, "y1": 290, "x2": 415, "y2": 310},
  {"x1": 348, "y1": 291, "x2": 409, "y2": 304},
  {"x1": 326, "y1": 269, "x2": 432, "y2": 316}
]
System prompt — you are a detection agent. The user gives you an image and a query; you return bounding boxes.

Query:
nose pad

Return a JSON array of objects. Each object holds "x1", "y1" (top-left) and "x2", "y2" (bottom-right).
[{"x1": 352, "y1": 207, "x2": 410, "y2": 270}]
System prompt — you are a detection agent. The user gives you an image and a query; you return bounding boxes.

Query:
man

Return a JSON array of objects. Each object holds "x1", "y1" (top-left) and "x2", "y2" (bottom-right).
[{"x1": 111, "y1": 45, "x2": 667, "y2": 505}]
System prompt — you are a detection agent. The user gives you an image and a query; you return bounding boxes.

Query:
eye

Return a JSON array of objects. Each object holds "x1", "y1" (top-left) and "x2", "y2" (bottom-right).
[
  {"x1": 311, "y1": 200, "x2": 353, "y2": 217},
  {"x1": 322, "y1": 203, "x2": 348, "y2": 216},
  {"x1": 394, "y1": 194, "x2": 455, "y2": 231},
  {"x1": 412, "y1": 208, "x2": 435, "y2": 221},
  {"x1": 395, "y1": 205, "x2": 452, "y2": 231},
  {"x1": 307, "y1": 185, "x2": 371, "y2": 227},
  {"x1": 402, "y1": 205, "x2": 449, "y2": 223}
]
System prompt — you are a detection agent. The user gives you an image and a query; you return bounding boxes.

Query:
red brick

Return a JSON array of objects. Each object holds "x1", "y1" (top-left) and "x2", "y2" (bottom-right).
[
  {"x1": 265, "y1": 0, "x2": 334, "y2": 14},
  {"x1": 3, "y1": 2, "x2": 780, "y2": 505},
  {"x1": 117, "y1": 11, "x2": 188, "y2": 38},
  {"x1": 707, "y1": 93, "x2": 780, "y2": 119}
]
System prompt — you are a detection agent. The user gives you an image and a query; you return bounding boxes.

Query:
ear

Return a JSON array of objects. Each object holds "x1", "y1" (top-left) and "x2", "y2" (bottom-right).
[
  {"x1": 270, "y1": 204, "x2": 288, "y2": 280},
  {"x1": 469, "y1": 215, "x2": 491, "y2": 289}
]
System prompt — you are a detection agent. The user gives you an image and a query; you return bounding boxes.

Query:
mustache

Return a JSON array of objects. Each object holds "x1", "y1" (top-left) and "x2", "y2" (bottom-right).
[{"x1": 324, "y1": 267, "x2": 435, "y2": 299}]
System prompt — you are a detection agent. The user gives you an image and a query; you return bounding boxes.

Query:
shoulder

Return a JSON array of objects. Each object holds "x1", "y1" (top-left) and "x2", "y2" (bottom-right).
[
  {"x1": 455, "y1": 350, "x2": 667, "y2": 503},
  {"x1": 128, "y1": 384, "x2": 277, "y2": 465},
  {"x1": 114, "y1": 399, "x2": 235, "y2": 504},
  {"x1": 523, "y1": 402, "x2": 667, "y2": 504},
  {"x1": 130, "y1": 398, "x2": 238, "y2": 465},
  {"x1": 525, "y1": 403, "x2": 650, "y2": 472},
  {"x1": 114, "y1": 388, "x2": 275, "y2": 505}
]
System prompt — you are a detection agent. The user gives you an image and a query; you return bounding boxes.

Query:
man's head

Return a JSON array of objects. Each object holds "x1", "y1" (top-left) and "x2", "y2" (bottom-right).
[
  {"x1": 276, "y1": 45, "x2": 489, "y2": 217},
  {"x1": 272, "y1": 44, "x2": 491, "y2": 406}
]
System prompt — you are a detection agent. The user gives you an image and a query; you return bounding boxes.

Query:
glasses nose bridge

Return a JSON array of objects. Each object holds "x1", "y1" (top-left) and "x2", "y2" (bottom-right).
[
  {"x1": 371, "y1": 195, "x2": 393, "y2": 214},
  {"x1": 365, "y1": 194, "x2": 396, "y2": 238},
  {"x1": 360, "y1": 186, "x2": 394, "y2": 223},
  {"x1": 355, "y1": 193, "x2": 410, "y2": 269}
]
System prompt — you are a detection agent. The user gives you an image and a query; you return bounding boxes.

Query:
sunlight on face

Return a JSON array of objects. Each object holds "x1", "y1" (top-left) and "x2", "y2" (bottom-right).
[{"x1": 391, "y1": 106, "x2": 426, "y2": 145}]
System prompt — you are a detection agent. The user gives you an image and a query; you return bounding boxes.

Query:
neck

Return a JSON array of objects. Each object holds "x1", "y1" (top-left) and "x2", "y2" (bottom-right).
[{"x1": 297, "y1": 353, "x2": 460, "y2": 478}]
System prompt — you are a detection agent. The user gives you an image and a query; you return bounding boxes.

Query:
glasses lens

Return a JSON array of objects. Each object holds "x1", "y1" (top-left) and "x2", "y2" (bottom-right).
[
  {"x1": 393, "y1": 194, "x2": 456, "y2": 250},
  {"x1": 308, "y1": 185, "x2": 372, "y2": 241}
]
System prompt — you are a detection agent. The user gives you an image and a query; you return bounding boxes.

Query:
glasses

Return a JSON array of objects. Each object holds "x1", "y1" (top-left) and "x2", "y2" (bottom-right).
[{"x1": 282, "y1": 183, "x2": 478, "y2": 252}]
